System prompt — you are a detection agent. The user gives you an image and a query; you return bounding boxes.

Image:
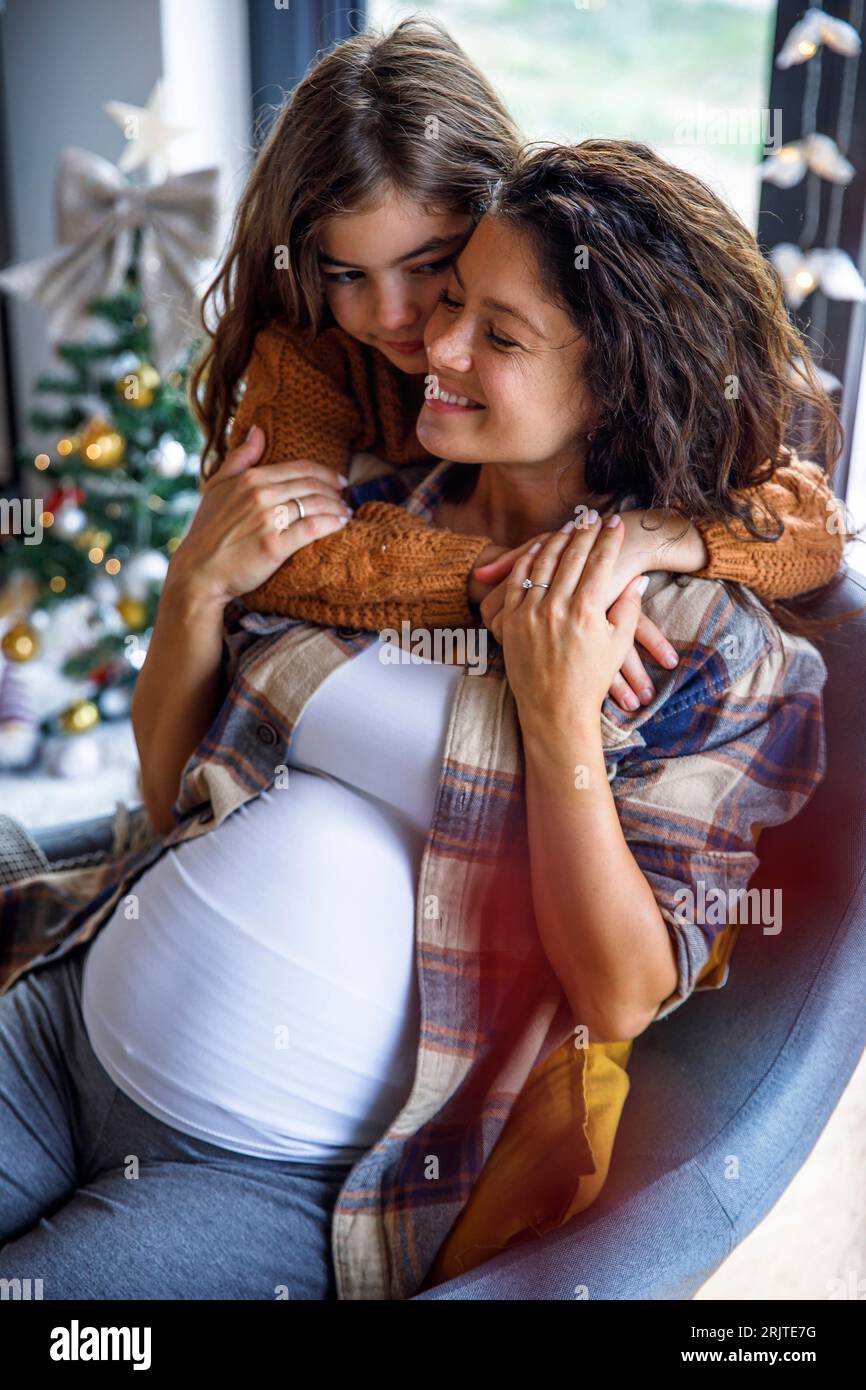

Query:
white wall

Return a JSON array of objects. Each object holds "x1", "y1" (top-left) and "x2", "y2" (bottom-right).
[
  {"x1": 158, "y1": 0, "x2": 252, "y2": 254},
  {"x1": 0, "y1": 0, "x2": 251, "y2": 477}
]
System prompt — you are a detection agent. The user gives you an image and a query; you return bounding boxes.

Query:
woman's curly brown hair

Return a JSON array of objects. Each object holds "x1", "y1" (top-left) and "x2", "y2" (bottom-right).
[{"x1": 461, "y1": 138, "x2": 860, "y2": 638}]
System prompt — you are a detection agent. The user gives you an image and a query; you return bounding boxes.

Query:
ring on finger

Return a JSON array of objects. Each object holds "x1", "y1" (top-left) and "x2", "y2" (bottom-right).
[
  {"x1": 293, "y1": 497, "x2": 306, "y2": 522},
  {"x1": 520, "y1": 512, "x2": 598, "y2": 596}
]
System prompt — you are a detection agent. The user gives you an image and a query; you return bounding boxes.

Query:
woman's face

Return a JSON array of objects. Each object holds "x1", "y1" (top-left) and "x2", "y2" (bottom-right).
[
  {"x1": 416, "y1": 214, "x2": 597, "y2": 470},
  {"x1": 317, "y1": 196, "x2": 472, "y2": 376}
]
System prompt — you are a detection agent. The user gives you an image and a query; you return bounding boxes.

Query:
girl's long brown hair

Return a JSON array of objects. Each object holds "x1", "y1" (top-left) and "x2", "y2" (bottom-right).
[
  {"x1": 473, "y1": 139, "x2": 861, "y2": 639},
  {"x1": 188, "y1": 15, "x2": 521, "y2": 480}
]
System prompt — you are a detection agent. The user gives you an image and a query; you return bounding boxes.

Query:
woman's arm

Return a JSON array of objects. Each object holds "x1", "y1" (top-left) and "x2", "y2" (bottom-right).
[
  {"x1": 501, "y1": 515, "x2": 827, "y2": 1042},
  {"x1": 520, "y1": 705, "x2": 677, "y2": 1042},
  {"x1": 132, "y1": 576, "x2": 227, "y2": 835},
  {"x1": 132, "y1": 434, "x2": 349, "y2": 833}
]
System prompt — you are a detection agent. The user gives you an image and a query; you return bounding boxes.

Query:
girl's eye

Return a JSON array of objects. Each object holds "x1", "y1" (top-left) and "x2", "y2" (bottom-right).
[
  {"x1": 322, "y1": 269, "x2": 364, "y2": 285},
  {"x1": 323, "y1": 253, "x2": 456, "y2": 287},
  {"x1": 486, "y1": 329, "x2": 518, "y2": 349},
  {"x1": 411, "y1": 253, "x2": 458, "y2": 277}
]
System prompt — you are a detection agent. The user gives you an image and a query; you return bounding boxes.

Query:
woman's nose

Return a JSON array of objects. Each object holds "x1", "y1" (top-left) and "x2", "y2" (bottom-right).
[{"x1": 427, "y1": 320, "x2": 473, "y2": 375}]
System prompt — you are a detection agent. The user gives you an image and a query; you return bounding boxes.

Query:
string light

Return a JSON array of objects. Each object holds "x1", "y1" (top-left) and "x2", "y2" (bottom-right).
[{"x1": 769, "y1": 0, "x2": 866, "y2": 341}]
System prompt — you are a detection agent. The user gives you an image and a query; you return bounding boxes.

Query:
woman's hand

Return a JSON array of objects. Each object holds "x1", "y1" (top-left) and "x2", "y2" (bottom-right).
[
  {"x1": 499, "y1": 513, "x2": 650, "y2": 732},
  {"x1": 471, "y1": 510, "x2": 680, "y2": 711},
  {"x1": 167, "y1": 425, "x2": 353, "y2": 606}
]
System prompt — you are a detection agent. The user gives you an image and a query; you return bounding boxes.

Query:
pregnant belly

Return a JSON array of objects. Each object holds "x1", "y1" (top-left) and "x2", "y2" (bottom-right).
[{"x1": 81, "y1": 772, "x2": 423, "y2": 1156}]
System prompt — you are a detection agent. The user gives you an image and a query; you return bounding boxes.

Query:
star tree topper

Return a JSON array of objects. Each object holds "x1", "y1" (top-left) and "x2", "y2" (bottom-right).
[{"x1": 105, "y1": 80, "x2": 190, "y2": 177}]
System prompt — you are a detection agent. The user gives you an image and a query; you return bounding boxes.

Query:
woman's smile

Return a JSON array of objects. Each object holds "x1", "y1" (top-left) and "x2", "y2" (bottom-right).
[{"x1": 424, "y1": 375, "x2": 486, "y2": 412}]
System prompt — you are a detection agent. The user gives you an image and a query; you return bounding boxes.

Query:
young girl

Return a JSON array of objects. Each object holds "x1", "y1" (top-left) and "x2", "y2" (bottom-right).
[{"x1": 133, "y1": 16, "x2": 846, "y2": 837}]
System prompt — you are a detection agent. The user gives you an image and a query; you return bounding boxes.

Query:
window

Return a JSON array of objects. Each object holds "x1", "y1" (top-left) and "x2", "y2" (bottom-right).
[{"x1": 367, "y1": 0, "x2": 778, "y2": 229}]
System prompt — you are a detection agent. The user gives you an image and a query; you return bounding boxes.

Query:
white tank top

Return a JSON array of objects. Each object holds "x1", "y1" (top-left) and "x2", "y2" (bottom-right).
[{"x1": 81, "y1": 641, "x2": 466, "y2": 1163}]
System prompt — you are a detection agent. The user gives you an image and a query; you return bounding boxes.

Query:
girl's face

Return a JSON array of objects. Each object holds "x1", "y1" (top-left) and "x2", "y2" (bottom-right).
[
  {"x1": 416, "y1": 214, "x2": 597, "y2": 470},
  {"x1": 317, "y1": 197, "x2": 473, "y2": 376}
]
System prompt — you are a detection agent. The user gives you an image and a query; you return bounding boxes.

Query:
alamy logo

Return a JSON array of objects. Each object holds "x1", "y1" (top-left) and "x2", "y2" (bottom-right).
[
  {"x1": 49, "y1": 1320, "x2": 151, "y2": 1371},
  {"x1": 378, "y1": 621, "x2": 488, "y2": 674},
  {"x1": 673, "y1": 882, "x2": 782, "y2": 935},
  {"x1": 0, "y1": 497, "x2": 43, "y2": 545},
  {"x1": 0, "y1": 1276, "x2": 43, "y2": 1299}
]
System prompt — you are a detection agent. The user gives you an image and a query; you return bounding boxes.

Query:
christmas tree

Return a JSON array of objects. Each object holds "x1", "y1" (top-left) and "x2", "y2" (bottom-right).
[
  {"x1": 0, "y1": 103, "x2": 219, "y2": 761},
  {"x1": 0, "y1": 230, "x2": 203, "y2": 716}
]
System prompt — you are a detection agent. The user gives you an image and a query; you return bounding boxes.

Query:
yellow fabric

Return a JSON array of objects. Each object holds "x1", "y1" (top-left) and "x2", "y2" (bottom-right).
[{"x1": 422, "y1": 919, "x2": 742, "y2": 1290}]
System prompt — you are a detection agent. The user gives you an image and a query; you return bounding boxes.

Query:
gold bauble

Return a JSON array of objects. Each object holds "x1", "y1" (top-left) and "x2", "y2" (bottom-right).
[
  {"x1": 116, "y1": 362, "x2": 160, "y2": 409},
  {"x1": 74, "y1": 527, "x2": 99, "y2": 552},
  {"x1": 1, "y1": 621, "x2": 39, "y2": 662},
  {"x1": 59, "y1": 698, "x2": 100, "y2": 734},
  {"x1": 117, "y1": 596, "x2": 147, "y2": 629},
  {"x1": 81, "y1": 417, "x2": 125, "y2": 469}
]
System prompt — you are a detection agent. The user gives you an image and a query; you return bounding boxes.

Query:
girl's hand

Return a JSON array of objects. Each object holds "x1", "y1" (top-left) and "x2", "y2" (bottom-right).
[
  {"x1": 500, "y1": 513, "x2": 650, "y2": 731},
  {"x1": 167, "y1": 425, "x2": 353, "y2": 606},
  {"x1": 472, "y1": 514, "x2": 679, "y2": 711}
]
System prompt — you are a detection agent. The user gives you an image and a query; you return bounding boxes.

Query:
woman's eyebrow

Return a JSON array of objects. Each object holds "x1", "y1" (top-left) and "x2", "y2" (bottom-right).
[
  {"x1": 318, "y1": 232, "x2": 467, "y2": 271},
  {"x1": 452, "y1": 260, "x2": 546, "y2": 338}
]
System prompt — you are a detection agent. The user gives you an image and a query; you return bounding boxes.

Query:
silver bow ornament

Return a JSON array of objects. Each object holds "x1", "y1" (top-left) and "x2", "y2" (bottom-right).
[{"x1": 0, "y1": 147, "x2": 220, "y2": 375}]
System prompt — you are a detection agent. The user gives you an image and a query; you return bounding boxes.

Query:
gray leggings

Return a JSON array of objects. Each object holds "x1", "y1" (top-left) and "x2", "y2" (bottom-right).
[{"x1": 0, "y1": 941, "x2": 353, "y2": 1300}]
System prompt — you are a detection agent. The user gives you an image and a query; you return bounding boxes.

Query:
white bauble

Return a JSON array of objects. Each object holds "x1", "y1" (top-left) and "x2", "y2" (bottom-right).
[
  {"x1": 89, "y1": 574, "x2": 121, "y2": 606},
  {"x1": 43, "y1": 733, "x2": 102, "y2": 778},
  {"x1": 53, "y1": 503, "x2": 87, "y2": 539},
  {"x1": 98, "y1": 684, "x2": 132, "y2": 720},
  {"x1": 121, "y1": 549, "x2": 170, "y2": 599},
  {"x1": 0, "y1": 720, "x2": 39, "y2": 770},
  {"x1": 153, "y1": 438, "x2": 187, "y2": 478}
]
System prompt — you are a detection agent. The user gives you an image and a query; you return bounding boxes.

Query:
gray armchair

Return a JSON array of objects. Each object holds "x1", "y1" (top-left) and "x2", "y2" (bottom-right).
[{"x1": 9, "y1": 573, "x2": 866, "y2": 1300}]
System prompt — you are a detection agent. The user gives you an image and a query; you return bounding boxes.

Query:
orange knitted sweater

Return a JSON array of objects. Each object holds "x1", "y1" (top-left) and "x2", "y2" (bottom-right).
[{"x1": 223, "y1": 319, "x2": 844, "y2": 627}]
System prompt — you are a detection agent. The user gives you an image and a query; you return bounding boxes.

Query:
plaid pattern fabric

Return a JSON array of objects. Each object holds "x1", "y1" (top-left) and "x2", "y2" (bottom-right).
[{"x1": 0, "y1": 459, "x2": 828, "y2": 1299}]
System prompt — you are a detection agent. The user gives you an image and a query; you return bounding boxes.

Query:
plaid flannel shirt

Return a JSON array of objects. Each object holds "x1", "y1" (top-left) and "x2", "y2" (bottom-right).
[{"x1": 0, "y1": 458, "x2": 827, "y2": 1299}]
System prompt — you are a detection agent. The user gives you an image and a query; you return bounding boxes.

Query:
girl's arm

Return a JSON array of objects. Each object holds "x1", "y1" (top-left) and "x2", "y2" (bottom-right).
[
  {"x1": 689, "y1": 454, "x2": 844, "y2": 598},
  {"x1": 474, "y1": 451, "x2": 844, "y2": 610},
  {"x1": 250, "y1": 444, "x2": 844, "y2": 630}
]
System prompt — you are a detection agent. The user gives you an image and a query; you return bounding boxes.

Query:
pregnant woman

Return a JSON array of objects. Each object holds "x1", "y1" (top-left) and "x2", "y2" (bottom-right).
[{"x1": 0, "y1": 136, "x2": 832, "y2": 1300}]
